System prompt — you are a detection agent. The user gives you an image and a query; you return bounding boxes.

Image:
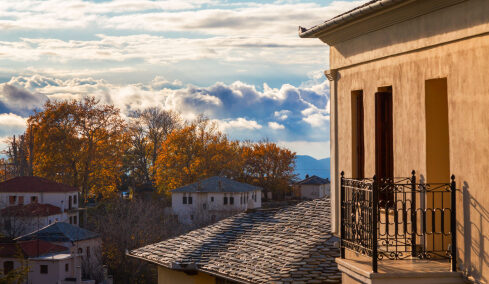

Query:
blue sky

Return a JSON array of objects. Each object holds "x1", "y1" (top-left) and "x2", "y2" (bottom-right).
[{"x1": 0, "y1": 0, "x2": 366, "y2": 159}]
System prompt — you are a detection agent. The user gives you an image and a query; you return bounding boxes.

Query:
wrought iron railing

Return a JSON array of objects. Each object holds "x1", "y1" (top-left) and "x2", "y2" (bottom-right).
[{"x1": 340, "y1": 171, "x2": 457, "y2": 273}]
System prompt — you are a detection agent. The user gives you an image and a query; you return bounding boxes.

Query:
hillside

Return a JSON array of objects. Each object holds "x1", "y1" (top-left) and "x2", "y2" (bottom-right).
[{"x1": 294, "y1": 155, "x2": 330, "y2": 180}]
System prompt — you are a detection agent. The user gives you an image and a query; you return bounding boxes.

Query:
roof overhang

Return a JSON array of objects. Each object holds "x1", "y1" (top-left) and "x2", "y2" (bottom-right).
[{"x1": 299, "y1": 0, "x2": 467, "y2": 45}]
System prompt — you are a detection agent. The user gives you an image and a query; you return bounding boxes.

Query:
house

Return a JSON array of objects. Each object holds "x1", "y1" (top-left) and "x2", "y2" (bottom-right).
[
  {"x1": 128, "y1": 198, "x2": 341, "y2": 283},
  {"x1": 0, "y1": 177, "x2": 80, "y2": 230},
  {"x1": 293, "y1": 175, "x2": 330, "y2": 199},
  {"x1": 15, "y1": 221, "x2": 102, "y2": 280},
  {"x1": 171, "y1": 176, "x2": 262, "y2": 224},
  {"x1": 0, "y1": 203, "x2": 68, "y2": 238},
  {"x1": 0, "y1": 238, "x2": 95, "y2": 284},
  {"x1": 300, "y1": 0, "x2": 489, "y2": 283}
]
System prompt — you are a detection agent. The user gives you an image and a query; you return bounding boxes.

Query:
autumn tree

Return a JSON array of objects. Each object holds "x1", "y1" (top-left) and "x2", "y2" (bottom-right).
[
  {"x1": 241, "y1": 141, "x2": 296, "y2": 200},
  {"x1": 154, "y1": 118, "x2": 242, "y2": 194},
  {"x1": 124, "y1": 108, "x2": 181, "y2": 190},
  {"x1": 23, "y1": 97, "x2": 128, "y2": 201}
]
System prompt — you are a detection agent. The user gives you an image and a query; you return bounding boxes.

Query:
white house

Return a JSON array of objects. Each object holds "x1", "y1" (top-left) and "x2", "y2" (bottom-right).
[
  {"x1": 15, "y1": 222, "x2": 102, "y2": 281},
  {"x1": 0, "y1": 238, "x2": 94, "y2": 284},
  {"x1": 171, "y1": 176, "x2": 262, "y2": 224},
  {"x1": 293, "y1": 175, "x2": 330, "y2": 200},
  {"x1": 0, "y1": 203, "x2": 68, "y2": 238},
  {"x1": 0, "y1": 177, "x2": 80, "y2": 230}
]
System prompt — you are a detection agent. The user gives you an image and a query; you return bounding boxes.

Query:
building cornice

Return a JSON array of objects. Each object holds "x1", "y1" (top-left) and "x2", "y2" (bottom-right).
[{"x1": 299, "y1": 0, "x2": 468, "y2": 45}]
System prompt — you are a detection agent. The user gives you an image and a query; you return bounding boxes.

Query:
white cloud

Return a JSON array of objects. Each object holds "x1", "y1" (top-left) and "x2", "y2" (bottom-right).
[
  {"x1": 277, "y1": 140, "x2": 330, "y2": 159},
  {"x1": 303, "y1": 113, "x2": 329, "y2": 127},
  {"x1": 0, "y1": 113, "x2": 27, "y2": 137},
  {"x1": 268, "y1": 121, "x2": 285, "y2": 130},
  {"x1": 218, "y1": 117, "x2": 262, "y2": 131},
  {"x1": 274, "y1": 110, "x2": 291, "y2": 120}
]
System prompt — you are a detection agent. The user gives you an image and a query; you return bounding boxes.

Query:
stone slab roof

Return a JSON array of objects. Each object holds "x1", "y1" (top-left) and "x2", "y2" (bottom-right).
[
  {"x1": 172, "y1": 176, "x2": 262, "y2": 193},
  {"x1": 15, "y1": 222, "x2": 99, "y2": 243},
  {"x1": 0, "y1": 176, "x2": 78, "y2": 193},
  {"x1": 1, "y1": 203, "x2": 62, "y2": 217},
  {"x1": 0, "y1": 239, "x2": 68, "y2": 258},
  {"x1": 128, "y1": 198, "x2": 340, "y2": 284},
  {"x1": 296, "y1": 175, "x2": 330, "y2": 186}
]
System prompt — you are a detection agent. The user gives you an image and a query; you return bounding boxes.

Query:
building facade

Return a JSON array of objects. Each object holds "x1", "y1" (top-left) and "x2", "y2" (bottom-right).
[
  {"x1": 293, "y1": 175, "x2": 330, "y2": 200},
  {"x1": 300, "y1": 0, "x2": 489, "y2": 283},
  {"x1": 0, "y1": 177, "x2": 80, "y2": 232},
  {"x1": 171, "y1": 176, "x2": 262, "y2": 224}
]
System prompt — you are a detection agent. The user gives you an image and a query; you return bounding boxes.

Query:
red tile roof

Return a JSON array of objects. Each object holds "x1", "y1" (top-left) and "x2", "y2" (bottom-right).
[
  {"x1": 0, "y1": 176, "x2": 78, "y2": 193},
  {"x1": 0, "y1": 239, "x2": 68, "y2": 258},
  {"x1": 0, "y1": 203, "x2": 62, "y2": 217}
]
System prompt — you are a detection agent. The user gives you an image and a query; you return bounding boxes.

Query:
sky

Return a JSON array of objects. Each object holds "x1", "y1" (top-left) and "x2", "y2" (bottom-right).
[{"x1": 0, "y1": 0, "x2": 366, "y2": 159}]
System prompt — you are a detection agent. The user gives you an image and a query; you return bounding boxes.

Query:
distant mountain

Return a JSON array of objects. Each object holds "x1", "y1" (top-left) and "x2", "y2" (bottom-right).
[{"x1": 294, "y1": 155, "x2": 330, "y2": 181}]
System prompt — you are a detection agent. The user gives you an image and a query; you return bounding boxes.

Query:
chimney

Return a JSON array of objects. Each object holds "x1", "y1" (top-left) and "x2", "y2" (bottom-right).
[{"x1": 305, "y1": 174, "x2": 309, "y2": 179}]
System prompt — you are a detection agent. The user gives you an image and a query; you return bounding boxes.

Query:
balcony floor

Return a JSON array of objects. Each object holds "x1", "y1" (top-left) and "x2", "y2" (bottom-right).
[{"x1": 336, "y1": 252, "x2": 465, "y2": 284}]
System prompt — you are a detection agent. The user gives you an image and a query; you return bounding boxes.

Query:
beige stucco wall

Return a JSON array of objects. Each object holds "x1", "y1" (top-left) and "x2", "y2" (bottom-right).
[
  {"x1": 158, "y1": 267, "x2": 216, "y2": 284},
  {"x1": 327, "y1": 0, "x2": 489, "y2": 282}
]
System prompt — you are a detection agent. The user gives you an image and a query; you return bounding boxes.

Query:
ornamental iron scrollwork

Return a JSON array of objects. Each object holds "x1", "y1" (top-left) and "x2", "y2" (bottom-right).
[{"x1": 340, "y1": 171, "x2": 457, "y2": 273}]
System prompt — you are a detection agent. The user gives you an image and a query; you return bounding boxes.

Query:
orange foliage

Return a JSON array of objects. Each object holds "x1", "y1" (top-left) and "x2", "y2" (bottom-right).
[{"x1": 27, "y1": 97, "x2": 128, "y2": 200}]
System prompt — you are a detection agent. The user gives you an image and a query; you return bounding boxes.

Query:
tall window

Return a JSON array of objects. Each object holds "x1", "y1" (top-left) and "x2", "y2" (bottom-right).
[
  {"x1": 188, "y1": 196, "x2": 193, "y2": 204},
  {"x1": 18, "y1": 196, "x2": 24, "y2": 205},
  {"x1": 3, "y1": 261, "x2": 13, "y2": 275},
  {"x1": 375, "y1": 86, "x2": 394, "y2": 204},
  {"x1": 224, "y1": 196, "x2": 228, "y2": 205},
  {"x1": 8, "y1": 196, "x2": 16, "y2": 205},
  {"x1": 351, "y1": 90, "x2": 365, "y2": 179},
  {"x1": 230, "y1": 197, "x2": 234, "y2": 205},
  {"x1": 183, "y1": 196, "x2": 187, "y2": 204}
]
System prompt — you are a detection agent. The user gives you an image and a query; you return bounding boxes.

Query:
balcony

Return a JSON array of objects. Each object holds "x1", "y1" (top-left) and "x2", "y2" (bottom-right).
[{"x1": 338, "y1": 171, "x2": 464, "y2": 284}]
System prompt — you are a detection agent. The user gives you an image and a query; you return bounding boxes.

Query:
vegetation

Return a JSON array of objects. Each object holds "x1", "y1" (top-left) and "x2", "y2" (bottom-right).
[
  {"x1": 3, "y1": 97, "x2": 296, "y2": 200},
  {"x1": 1, "y1": 97, "x2": 297, "y2": 282}
]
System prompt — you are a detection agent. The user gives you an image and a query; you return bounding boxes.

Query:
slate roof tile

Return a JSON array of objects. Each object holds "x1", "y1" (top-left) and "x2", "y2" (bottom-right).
[{"x1": 129, "y1": 198, "x2": 340, "y2": 284}]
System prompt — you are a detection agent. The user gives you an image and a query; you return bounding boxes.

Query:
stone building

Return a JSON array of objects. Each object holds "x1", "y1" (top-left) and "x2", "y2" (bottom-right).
[
  {"x1": 293, "y1": 175, "x2": 330, "y2": 200},
  {"x1": 300, "y1": 0, "x2": 489, "y2": 283},
  {"x1": 129, "y1": 198, "x2": 340, "y2": 284},
  {"x1": 171, "y1": 176, "x2": 262, "y2": 225}
]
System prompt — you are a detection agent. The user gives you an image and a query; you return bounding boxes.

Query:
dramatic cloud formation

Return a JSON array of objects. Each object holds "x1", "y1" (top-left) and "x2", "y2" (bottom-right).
[{"x1": 0, "y1": 0, "x2": 367, "y2": 158}]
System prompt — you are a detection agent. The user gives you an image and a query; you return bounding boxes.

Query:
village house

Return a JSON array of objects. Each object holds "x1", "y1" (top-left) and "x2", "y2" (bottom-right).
[
  {"x1": 300, "y1": 0, "x2": 489, "y2": 283},
  {"x1": 15, "y1": 221, "x2": 102, "y2": 280},
  {"x1": 0, "y1": 202, "x2": 68, "y2": 238},
  {"x1": 129, "y1": 198, "x2": 340, "y2": 284},
  {"x1": 0, "y1": 176, "x2": 80, "y2": 230},
  {"x1": 0, "y1": 238, "x2": 94, "y2": 284},
  {"x1": 171, "y1": 176, "x2": 262, "y2": 224},
  {"x1": 293, "y1": 175, "x2": 330, "y2": 200}
]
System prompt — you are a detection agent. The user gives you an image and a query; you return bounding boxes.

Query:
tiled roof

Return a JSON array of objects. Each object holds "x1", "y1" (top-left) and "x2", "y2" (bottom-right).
[
  {"x1": 15, "y1": 222, "x2": 99, "y2": 243},
  {"x1": 0, "y1": 203, "x2": 62, "y2": 217},
  {"x1": 128, "y1": 198, "x2": 341, "y2": 284},
  {"x1": 172, "y1": 176, "x2": 262, "y2": 193},
  {"x1": 0, "y1": 239, "x2": 68, "y2": 258},
  {"x1": 296, "y1": 175, "x2": 330, "y2": 185},
  {"x1": 0, "y1": 176, "x2": 78, "y2": 193},
  {"x1": 299, "y1": 0, "x2": 405, "y2": 38}
]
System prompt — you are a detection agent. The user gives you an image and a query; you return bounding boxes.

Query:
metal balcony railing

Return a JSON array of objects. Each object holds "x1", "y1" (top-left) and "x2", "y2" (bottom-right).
[{"x1": 340, "y1": 171, "x2": 457, "y2": 273}]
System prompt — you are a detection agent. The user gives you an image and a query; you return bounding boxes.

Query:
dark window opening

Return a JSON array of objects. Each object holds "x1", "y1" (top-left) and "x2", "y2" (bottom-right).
[
  {"x1": 352, "y1": 90, "x2": 365, "y2": 179},
  {"x1": 230, "y1": 197, "x2": 234, "y2": 205},
  {"x1": 65, "y1": 263, "x2": 69, "y2": 272},
  {"x1": 18, "y1": 196, "x2": 24, "y2": 205},
  {"x1": 211, "y1": 196, "x2": 214, "y2": 202},
  {"x1": 183, "y1": 196, "x2": 187, "y2": 204},
  {"x1": 188, "y1": 196, "x2": 193, "y2": 204},
  {"x1": 31, "y1": 196, "x2": 38, "y2": 203},
  {"x1": 224, "y1": 197, "x2": 228, "y2": 205},
  {"x1": 40, "y1": 265, "x2": 48, "y2": 274},
  {"x1": 9, "y1": 196, "x2": 16, "y2": 205},
  {"x1": 3, "y1": 261, "x2": 14, "y2": 275},
  {"x1": 375, "y1": 87, "x2": 394, "y2": 205}
]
